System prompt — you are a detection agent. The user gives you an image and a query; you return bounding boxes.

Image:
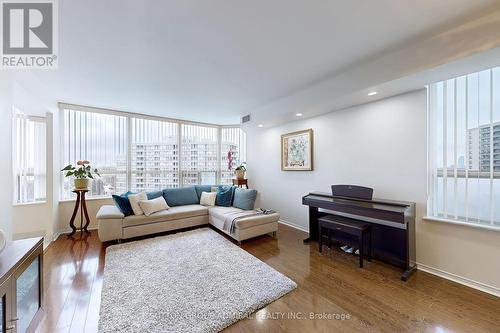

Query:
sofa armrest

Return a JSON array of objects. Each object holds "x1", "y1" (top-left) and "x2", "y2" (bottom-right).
[{"x1": 97, "y1": 205, "x2": 124, "y2": 219}]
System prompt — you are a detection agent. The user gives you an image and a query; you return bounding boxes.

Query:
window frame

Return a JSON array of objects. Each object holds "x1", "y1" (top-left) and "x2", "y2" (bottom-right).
[
  {"x1": 12, "y1": 109, "x2": 47, "y2": 205},
  {"x1": 426, "y1": 67, "x2": 500, "y2": 230},
  {"x1": 58, "y1": 103, "x2": 246, "y2": 199}
]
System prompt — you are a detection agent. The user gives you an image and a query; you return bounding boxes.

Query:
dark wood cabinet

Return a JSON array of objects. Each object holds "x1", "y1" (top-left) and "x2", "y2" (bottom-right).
[{"x1": 0, "y1": 238, "x2": 43, "y2": 333}]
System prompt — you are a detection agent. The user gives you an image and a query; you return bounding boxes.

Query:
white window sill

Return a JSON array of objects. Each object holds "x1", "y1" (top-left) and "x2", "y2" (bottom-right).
[
  {"x1": 423, "y1": 216, "x2": 500, "y2": 232},
  {"x1": 12, "y1": 201, "x2": 47, "y2": 207},
  {"x1": 58, "y1": 196, "x2": 113, "y2": 203}
]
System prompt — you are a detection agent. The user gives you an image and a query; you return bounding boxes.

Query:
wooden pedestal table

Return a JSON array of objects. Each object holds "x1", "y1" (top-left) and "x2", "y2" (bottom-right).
[
  {"x1": 232, "y1": 178, "x2": 249, "y2": 188},
  {"x1": 68, "y1": 189, "x2": 91, "y2": 237}
]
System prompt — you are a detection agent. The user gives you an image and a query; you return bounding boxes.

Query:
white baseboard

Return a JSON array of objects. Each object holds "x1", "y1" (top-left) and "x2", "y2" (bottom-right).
[
  {"x1": 278, "y1": 219, "x2": 309, "y2": 233},
  {"x1": 51, "y1": 225, "x2": 99, "y2": 243},
  {"x1": 417, "y1": 263, "x2": 500, "y2": 298}
]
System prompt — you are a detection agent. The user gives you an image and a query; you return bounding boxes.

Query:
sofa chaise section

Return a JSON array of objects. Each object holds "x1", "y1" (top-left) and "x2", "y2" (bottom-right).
[{"x1": 208, "y1": 206, "x2": 279, "y2": 243}]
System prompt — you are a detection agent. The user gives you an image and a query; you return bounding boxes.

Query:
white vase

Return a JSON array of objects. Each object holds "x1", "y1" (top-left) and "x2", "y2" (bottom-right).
[{"x1": 0, "y1": 229, "x2": 6, "y2": 254}]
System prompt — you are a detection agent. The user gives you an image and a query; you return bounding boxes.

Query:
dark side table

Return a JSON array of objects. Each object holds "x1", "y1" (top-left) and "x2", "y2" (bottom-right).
[
  {"x1": 232, "y1": 179, "x2": 249, "y2": 188},
  {"x1": 68, "y1": 189, "x2": 91, "y2": 237}
]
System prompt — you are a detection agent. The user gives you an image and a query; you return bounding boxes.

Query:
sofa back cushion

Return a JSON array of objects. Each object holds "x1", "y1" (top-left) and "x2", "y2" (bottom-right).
[
  {"x1": 233, "y1": 188, "x2": 258, "y2": 210},
  {"x1": 194, "y1": 185, "x2": 216, "y2": 200},
  {"x1": 215, "y1": 185, "x2": 235, "y2": 207},
  {"x1": 112, "y1": 191, "x2": 134, "y2": 216},
  {"x1": 163, "y1": 187, "x2": 200, "y2": 207},
  {"x1": 146, "y1": 190, "x2": 163, "y2": 200}
]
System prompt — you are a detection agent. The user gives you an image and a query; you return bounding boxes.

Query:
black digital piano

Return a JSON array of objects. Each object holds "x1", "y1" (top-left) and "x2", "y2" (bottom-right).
[{"x1": 302, "y1": 185, "x2": 416, "y2": 281}]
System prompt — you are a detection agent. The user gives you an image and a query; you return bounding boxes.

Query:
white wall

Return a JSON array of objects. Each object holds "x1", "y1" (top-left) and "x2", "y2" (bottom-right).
[
  {"x1": 245, "y1": 90, "x2": 500, "y2": 293},
  {"x1": 0, "y1": 73, "x2": 13, "y2": 240},
  {"x1": 246, "y1": 90, "x2": 428, "y2": 228}
]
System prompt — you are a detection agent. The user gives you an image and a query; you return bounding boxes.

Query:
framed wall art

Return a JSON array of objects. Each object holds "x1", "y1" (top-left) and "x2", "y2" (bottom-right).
[{"x1": 281, "y1": 128, "x2": 313, "y2": 171}]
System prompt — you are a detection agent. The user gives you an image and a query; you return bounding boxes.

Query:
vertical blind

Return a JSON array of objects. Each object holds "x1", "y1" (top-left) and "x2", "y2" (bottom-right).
[
  {"x1": 131, "y1": 118, "x2": 179, "y2": 191},
  {"x1": 181, "y1": 124, "x2": 218, "y2": 186},
  {"x1": 428, "y1": 66, "x2": 500, "y2": 227},
  {"x1": 62, "y1": 109, "x2": 128, "y2": 199},
  {"x1": 13, "y1": 109, "x2": 47, "y2": 204},
  {"x1": 61, "y1": 106, "x2": 245, "y2": 198},
  {"x1": 220, "y1": 127, "x2": 247, "y2": 184}
]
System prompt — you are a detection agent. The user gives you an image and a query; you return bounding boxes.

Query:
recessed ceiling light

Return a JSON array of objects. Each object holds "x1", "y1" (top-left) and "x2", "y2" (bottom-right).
[
  {"x1": 295, "y1": 113, "x2": 303, "y2": 117},
  {"x1": 368, "y1": 91, "x2": 377, "y2": 96},
  {"x1": 257, "y1": 124, "x2": 264, "y2": 128}
]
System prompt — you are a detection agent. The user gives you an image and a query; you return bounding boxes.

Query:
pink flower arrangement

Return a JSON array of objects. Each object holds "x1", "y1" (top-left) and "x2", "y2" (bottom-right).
[{"x1": 61, "y1": 161, "x2": 100, "y2": 179}]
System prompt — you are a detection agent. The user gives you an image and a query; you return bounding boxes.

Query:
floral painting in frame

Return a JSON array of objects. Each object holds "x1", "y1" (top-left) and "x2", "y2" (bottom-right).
[{"x1": 281, "y1": 128, "x2": 313, "y2": 171}]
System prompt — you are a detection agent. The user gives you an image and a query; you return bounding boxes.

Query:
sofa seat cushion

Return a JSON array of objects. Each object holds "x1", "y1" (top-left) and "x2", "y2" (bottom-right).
[
  {"x1": 208, "y1": 207, "x2": 280, "y2": 230},
  {"x1": 208, "y1": 206, "x2": 242, "y2": 220},
  {"x1": 123, "y1": 204, "x2": 208, "y2": 227},
  {"x1": 232, "y1": 212, "x2": 280, "y2": 230}
]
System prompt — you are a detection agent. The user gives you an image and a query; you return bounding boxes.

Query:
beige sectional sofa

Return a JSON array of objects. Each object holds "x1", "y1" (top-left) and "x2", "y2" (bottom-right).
[{"x1": 96, "y1": 187, "x2": 279, "y2": 243}]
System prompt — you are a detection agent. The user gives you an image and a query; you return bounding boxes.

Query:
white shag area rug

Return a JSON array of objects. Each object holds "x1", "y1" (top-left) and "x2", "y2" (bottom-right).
[{"x1": 98, "y1": 228, "x2": 297, "y2": 333}]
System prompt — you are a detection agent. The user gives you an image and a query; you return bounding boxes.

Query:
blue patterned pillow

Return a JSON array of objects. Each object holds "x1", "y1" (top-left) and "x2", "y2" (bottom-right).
[
  {"x1": 215, "y1": 186, "x2": 235, "y2": 207},
  {"x1": 112, "y1": 191, "x2": 134, "y2": 216}
]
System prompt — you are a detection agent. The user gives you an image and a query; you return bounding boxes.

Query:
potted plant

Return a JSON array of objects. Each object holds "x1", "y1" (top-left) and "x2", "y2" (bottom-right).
[
  {"x1": 235, "y1": 162, "x2": 246, "y2": 180},
  {"x1": 61, "y1": 160, "x2": 100, "y2": 190}
]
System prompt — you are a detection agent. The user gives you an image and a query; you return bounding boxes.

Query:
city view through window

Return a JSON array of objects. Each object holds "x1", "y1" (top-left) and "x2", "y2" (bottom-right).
[
  {"x1": 429, "y1": 66, "x2": 500, "y2": 226},
  {"x1": 61, "y1": 109, "x2": 245, "y2": 199}
]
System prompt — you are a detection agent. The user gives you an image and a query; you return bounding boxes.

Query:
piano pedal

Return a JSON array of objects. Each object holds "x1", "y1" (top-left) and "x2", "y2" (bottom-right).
[{"x1": 341, "y1": 246, "x2": 354, "y2": 254}]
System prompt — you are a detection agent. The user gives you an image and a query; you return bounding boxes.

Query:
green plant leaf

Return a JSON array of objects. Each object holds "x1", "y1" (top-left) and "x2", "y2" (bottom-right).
[
  {"x1": 65, "y1": 171, "x2": 74, "y2": 177},
  {"x1": 61, "y1": 164, "x2": 73, "y2": 171}
]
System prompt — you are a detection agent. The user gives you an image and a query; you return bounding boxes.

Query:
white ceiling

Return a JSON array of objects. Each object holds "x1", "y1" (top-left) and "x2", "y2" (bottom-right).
[{"x1": 21, "y1": 0, "x2": 499, "y2": 124}]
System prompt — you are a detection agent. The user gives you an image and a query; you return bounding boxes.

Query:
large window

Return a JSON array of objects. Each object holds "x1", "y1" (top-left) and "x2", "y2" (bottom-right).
[
  {"x1": 428, "y1": 66, "x2": 500, "y2": 228},
  {"x1": 12, "y1": 109, "x2": 47, "y2": 204},
  {"x1": 61, "y1": 109, "x2": 128, "y2": 199},
  {"x1": 60, "y1": 105, "x2": 245, "y2": 198}
]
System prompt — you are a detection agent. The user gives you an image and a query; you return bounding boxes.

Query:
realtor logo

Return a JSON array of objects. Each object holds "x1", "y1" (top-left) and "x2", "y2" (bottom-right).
[{"x1": 1, "y1": 0, "x2": 58, "y2": 68}]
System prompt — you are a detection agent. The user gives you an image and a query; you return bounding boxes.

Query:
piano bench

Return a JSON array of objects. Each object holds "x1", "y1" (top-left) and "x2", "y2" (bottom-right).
[{"x1": 318, "y1": 215, "x2": 372, "y2": 268}]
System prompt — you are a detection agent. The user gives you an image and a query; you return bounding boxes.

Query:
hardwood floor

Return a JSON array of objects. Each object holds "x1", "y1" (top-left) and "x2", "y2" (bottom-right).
[{"x1": 35, "y1": 224, "x2": 500, "y2": 333}]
